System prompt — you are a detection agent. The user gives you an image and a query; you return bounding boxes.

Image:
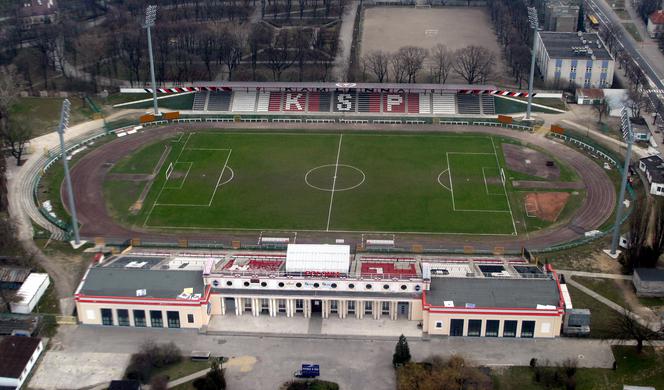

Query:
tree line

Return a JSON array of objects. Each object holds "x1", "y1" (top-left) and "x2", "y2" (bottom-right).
[{"x1": 360, "y1": 44, "x2": 495, "y2": 84}]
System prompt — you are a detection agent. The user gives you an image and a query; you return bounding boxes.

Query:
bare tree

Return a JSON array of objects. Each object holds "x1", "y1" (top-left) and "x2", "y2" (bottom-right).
[
  {"x1": 364, "y1": 51, "x2": 390, "y2": 83},
  {"x1": 606, "y1": 307, "x2": 662, "y2": 353},
  {"x1": 592, "y1": 99, "x2": 609, "y2": 123},
  {"x1": 626, "y1": 86, "x2": 647, "y2": 119},
  {"x1": 429, "y1": 44, "x2": 454, "y2": 84},
  {"x1": 248, "y1": 24, "x2": 273, "y2": 80},
  {"x1": 453, "y1": 46, "x2": 495, "y2": 84},
  {"x1": 0, "y1": 66, "x2": 24, "y2": 132},
  {"x1": 398, "y1": 46, "x2": 428, "y2": 83},
  {"x1": 390, "y1": 52, "x2": 407, "y2": 83},
  {"x1": 2, "y1": 119, "x2": 32, "y2": 166},
  {"x1": 264, "y1": 31, "x2": 296, "y2": 81},
  {"x1": 218, "y1": 28, "x2": 245, "y2": 81}
]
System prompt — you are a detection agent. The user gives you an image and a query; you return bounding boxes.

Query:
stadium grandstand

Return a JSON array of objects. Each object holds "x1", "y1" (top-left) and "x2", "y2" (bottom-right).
[{"x1": 120, "y1": 82, "x2": 535, "y2": 116}]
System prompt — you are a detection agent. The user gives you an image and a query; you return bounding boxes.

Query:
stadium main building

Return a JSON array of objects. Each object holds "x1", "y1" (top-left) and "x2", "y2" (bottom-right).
[{"x1": 75, "y1": 245, "x2": 566, "y2": 338}]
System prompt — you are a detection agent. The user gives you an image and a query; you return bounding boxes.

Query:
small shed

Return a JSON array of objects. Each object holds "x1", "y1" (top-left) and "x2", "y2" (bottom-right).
[
  {"x1": 285, "y1": 244, "x2": 351, "y2": 274},
  {"x1": 633, "y1": 268, "x2": 664, "y2": 297},
  {"x1": 576, "y1": 88, "x2": 605, "y2": 105},
  {"x1": 10, "y1": 273, "x2": 50, "y2": 314}
]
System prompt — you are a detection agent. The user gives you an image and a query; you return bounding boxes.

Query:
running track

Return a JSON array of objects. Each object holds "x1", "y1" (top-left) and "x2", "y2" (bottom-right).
[{"x1": 65, "y1": 123, "x2": 616, "y2": 252}]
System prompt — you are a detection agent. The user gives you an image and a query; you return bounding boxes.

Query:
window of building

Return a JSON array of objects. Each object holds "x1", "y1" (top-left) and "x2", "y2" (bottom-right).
[
  {"x1": 521, "y1": 321, "x2": 535, "y2": 338},
  {"x1": 278, "y1": 299, "x2": 286, "y2": 312},
  {"x1": 348, "y1": 300, "x2": 356, "y2": 313},
  {"x1": 187, "y1": 314, "x2": 195, "y2": 323},
  {"x1": 330, "y1": 300, "x2": 338, "y2": 313},
  {"x1": 486, "y1": 320, "x2": 499, "y2": 337},
  {"x1": 261, "y1": 298, "x2": 269, "y2": 313},
  {"x1": 382, "y1": 301, "x2": 390, "y2": 314},
  {"x1": 150, "y1": 310, "x2": 163, "y2": 327},
  {"x1": 295, "y1": 299, "x2": 304, "y2": 312},
  {"x1": 117, "y1": 309, "x2": 130, "y2": 326},
  {"x1": 383, "y1": 284, "x2": 390, "y2": 290},
  {"x1": 365, "y1": 284, "x2": 372, "y2": 290},
  {"x1": 450, "y1": 319, "x2": 464, "y2": 336},
  {"x1": 226, "y1": 281, "x2": 233, "y2": 286},
  {"x1": 348, "y1": 283, "x2": 355, "y2": 289},
  {"x1": 244, "y1": 299, "x2": 252, "y2": 312},
  {"x1": 364, "y1": 301, "x2": 373, "y2": 315},
  {"x1": 570, "y1": 66, "x2": 577, "y2": 73},
  {"x1": 468, "y1": 319, "x2": 482, "y2": 337},
  {"x1": 435, "y1": 321, "x2": 443, "y2": 329},
  {"x1": 133, "y1": 310, "x2": 146, "y2": 327},
  {"x1": 503, "y1": 320, "x2": 517, "y2": 337},
  {"x1": 101, "y1": 308, "x2": 113, "y2": 326},
  {"x1": 167, "y1": 311, "x2": 180, "y2": 328}
]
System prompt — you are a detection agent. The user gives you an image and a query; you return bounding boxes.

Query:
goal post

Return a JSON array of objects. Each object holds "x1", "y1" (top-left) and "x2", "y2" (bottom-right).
[
  {"x1": 165, "y1": 162, "x2": 174, "y2": 180},
  {"x1": 500, "y1": 167, "x2": 506, "y2": 185}
]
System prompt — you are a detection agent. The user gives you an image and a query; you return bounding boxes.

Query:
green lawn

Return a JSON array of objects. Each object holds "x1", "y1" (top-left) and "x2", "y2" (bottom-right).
[
  {"x1": 566, "y1": 283, "x2": 620, "y2": 338},
  {"x1": 492, "y1": 346, "x2": 664, "y2": 389},
  {"x1": 151, "y1": 359, "x2": 210, "y2": 382},
  {"x1": 573, "y1": 276, "x2": 628, "y2": 308},
  {"x1": 111, "y1": 139, "x2": 170, "y2": 174},
  {"x1": 10, "y1": 97, "x2": 96, "y2": 138},
  {"x1": 622, "y1": 22, "x2": 643, "y2": 42},
  {"x1": 110, "y1": 132, "x2": 523, "y2": 234}
]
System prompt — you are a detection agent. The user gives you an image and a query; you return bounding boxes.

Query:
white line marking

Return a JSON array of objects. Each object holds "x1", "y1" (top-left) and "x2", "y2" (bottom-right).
[
  {"x1": 491, "y1": 137, "x2": 518, "y2": 236},
  {"x1": 481, "y1": 167, "x2": 504, "y2": 196},
  {"x1": 437, "y1": 169, "x2": 451, "y2": 191},
  {"x1": 185, "y1": 148, "x2": 232, "y2": 151},
  {"x1": 446, "y1": 153, "x2": 456, "y2": 211},
  {"x1": 326, "y1": 134, "x2": 343, "y2": 231},
  {"x1": 163, "y1": 162, "x2": 193, "y2": 190},
  {"x1": 209, "y1": 149, "x2": 232, "y2": 206},
  {"x1": 144, "y1": 132, "x2": 192, "y2": 226}
]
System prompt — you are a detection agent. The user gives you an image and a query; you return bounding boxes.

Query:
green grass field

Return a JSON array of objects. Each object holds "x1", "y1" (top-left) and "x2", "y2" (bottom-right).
[{"x1": 104, "y1": 131, "x2": 560, "y2": 235}]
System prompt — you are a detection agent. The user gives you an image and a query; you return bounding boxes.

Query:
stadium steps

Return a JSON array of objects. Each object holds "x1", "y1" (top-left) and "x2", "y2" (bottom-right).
[
  {"x1": 407, "y1": 93, "x2": 419, "y2": 113},
  {"x1": 268, "y1": 92, "x2": 282, "y2": 112},
  {"x1": 418, "y1": 93, "x2": 431, "y2": 114},
  {"x1": 357, "y1": 92, "x2": 371, "y2": 113},
  {"x1": 432, "y1": 93, "x2": 456, "y2": 115},
  {"x1": 207, "y1": 91, "x2": 232, "y2": 112},
  {"x1": 457, "y1": 94, "x2": 481, "y2": 115},
  {"x1": 318, "y1": 92, "x2": 332, "y2": 112},
  {"x1": 232, "y1": 91, "x2": 258, "y2": 112},
  {"x1": 481, "y1": 95, "x2": 496, "y2": 115},
  {"x1": 191, "y1": 91, "x2": 207, "y2": 111},
  {"x1": 256, "y1": 92, "x2": 270, "y2": 112}
]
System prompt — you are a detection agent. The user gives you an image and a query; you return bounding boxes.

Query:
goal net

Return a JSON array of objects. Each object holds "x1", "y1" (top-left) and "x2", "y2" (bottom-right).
[{"x1": 165, "y1": 162, "x2": 174, "y2": 180}]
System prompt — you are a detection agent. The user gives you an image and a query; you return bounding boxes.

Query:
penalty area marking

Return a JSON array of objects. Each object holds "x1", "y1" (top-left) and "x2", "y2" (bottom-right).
[{"x1": 437, "y1": 169, "x2": 451, "y2": 191}]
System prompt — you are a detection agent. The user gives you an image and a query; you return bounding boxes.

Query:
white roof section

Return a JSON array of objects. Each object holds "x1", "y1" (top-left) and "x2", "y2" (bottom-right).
[
  {"x1": 285, "y1": 244, "x2": 351, "y2": 273},
  {"x1": 11, "y1": 273, "x2": 50, "y2": 314}
]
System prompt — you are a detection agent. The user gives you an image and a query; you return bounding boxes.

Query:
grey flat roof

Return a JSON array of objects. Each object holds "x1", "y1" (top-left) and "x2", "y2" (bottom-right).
[
  {"x1": 426, "y1": 277, "x2": 560, "y2": 309},
  {"x1": 539, "y1": 32, "x2": 612, "y2": 60},
  {"x1": 79, "y1": 268, "x2": 204, "y2": 299},
  {"x1": 635, "y1": 268, "x2": 664, "y2": 282},
  {"x1": 213, "y1": 288, "x2": 420, "y2": 300}
]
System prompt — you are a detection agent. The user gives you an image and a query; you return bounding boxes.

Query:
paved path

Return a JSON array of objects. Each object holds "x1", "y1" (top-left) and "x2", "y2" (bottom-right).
[
  {"x1": 558, "y1": 270, "x2": 632, "y2": 280},
  {"x1": 332, "y1": 0, "x2": 358, "y2": 80},
  {"x1": 42, "y1": 324, "x2": 617, "y2": 390}
]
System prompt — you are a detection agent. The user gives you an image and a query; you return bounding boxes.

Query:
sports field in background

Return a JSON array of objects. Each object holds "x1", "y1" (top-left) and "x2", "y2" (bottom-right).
[{"x1": 106, "y1": 131, "x2": 521, "y2": 235}]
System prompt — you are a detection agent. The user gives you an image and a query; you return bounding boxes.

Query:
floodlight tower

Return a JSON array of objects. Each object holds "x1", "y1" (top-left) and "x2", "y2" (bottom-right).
[
  {"x1": 526, "y1": 7, "x2": 539, "y2": 121},
  {"x1": 56, "y1": 99, "x2": 81, "y2": 245},
  {"x1": 144, "y1": 5, "x2": 159, "y2": 116},
  {"x1": 609, "y1": 107, "x2": 635, "y2": 256}
]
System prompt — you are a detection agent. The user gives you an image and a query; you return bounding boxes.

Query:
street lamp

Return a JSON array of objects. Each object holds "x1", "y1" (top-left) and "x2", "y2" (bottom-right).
[
  {"x1": 609, "y1": 106, "x2": 635, "y2": 256},
  {"x1": 526, "y1": 7, "x2": 539, "y2": 121},
  {"x1": 56, "y1": 99, "x2": 81, "y2": 246},
  {"x1": 144, "y1": 5, "x2": 159, "y2": 116}
]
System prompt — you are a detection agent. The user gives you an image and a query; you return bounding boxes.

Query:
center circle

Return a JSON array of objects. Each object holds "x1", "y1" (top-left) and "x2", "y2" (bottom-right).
[{"x1": 305, "y1": 164, "x2": 366, "y2": 192}]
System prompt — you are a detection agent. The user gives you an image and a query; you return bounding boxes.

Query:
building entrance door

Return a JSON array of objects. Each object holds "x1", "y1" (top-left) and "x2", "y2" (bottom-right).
[
  {"x1": 311, "y1": 299, "x2": 322, "y2": 315},
  {"x1": 224, "y1": 298, "x2": 235, "y2": 315},
  {"x1": 397, "y1": 302, "x2": 409, "y2": 319}
]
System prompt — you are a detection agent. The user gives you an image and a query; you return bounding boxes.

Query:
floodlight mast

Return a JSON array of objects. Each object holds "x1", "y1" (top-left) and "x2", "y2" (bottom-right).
[
  {"x1": 526, "y1": 7, "x2": 539, "y2": 121},
  {"x1": 610, "y1": 107, "x2": 635, "y2": 255},
  {"x1": 56, "y1": 99, "x2": 81, "y2": 245},
  {"x1": 145, "y1": 5, "x2": 159, "y2": 116}
]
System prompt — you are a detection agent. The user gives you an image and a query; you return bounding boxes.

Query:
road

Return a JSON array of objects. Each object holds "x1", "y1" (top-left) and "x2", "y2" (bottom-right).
[{"x1": 586, "y1": 0, "x2": 664, "y2": 126}]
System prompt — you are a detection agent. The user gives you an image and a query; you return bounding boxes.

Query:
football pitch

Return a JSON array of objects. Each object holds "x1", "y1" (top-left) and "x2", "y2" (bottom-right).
[{"x1": 123, "y1": 132, "x2": 518, "y2": 235}]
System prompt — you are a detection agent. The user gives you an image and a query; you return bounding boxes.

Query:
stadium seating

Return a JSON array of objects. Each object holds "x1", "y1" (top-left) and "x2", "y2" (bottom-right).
[
  {"x1": 457, "y1": 94, "x2": 481, "y2": 115},
  {"x1": 333, "y1": 91, "x2": 356, "y2": 112},
  {"x1": 206, "y1": 91, "x2": 232, "y2": 112},
  {"x1": 255, "y1": 91, "x2": 270, "y2": 112},
  {"x1": 432, "y1": 93, "x2": 457, "y2": 115},
  {"x1": 191, "y1": 91, "x2": 207, "y2": 111},
  {"x1": 481, "y1": 95, "x2": 496, "y2": 115},
  {"x1": 418, "y1": 93, "x2": 431, "y2": 114},
  {"x1": 357, "y1": 92, "x2": 381, "y2": 113},
  {"x1": 268, "y1": 92, "x2": 282, "y2": 112},
  {"x1": 382, "y1": 93, "x2": 405, "y2": 113},
  {"x1": 232, "y1": 91, "x2": 258, "y2": 112},
  {"x1": 283, "y1": 92, "x2": 306, "y2": 112},
  {"x1": 406, "y1": 93, "x2": 419, "y2": 114}
]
